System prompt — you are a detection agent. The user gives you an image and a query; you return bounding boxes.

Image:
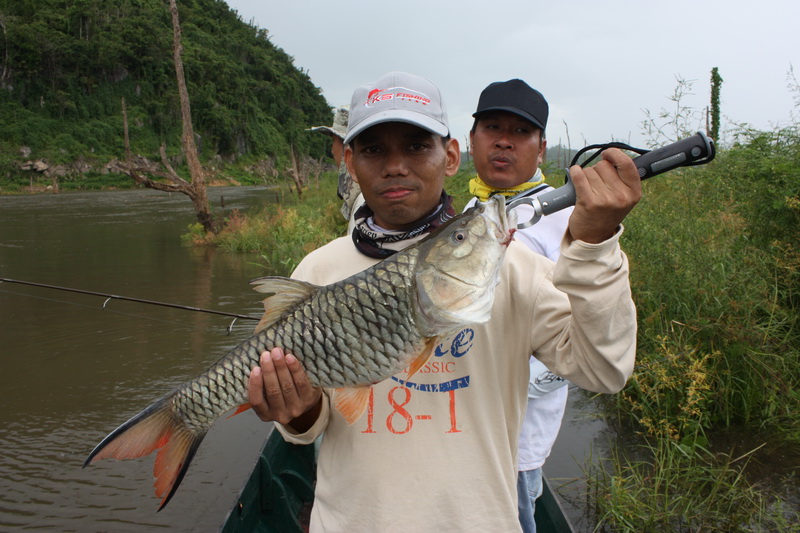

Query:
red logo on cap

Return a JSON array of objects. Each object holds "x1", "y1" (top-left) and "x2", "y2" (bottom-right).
[{"x1": 365, "y1": 86, "x2": 431, "y2": 107}]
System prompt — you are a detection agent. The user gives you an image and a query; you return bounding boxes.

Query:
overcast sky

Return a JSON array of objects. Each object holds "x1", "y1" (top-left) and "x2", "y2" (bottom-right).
[{"x1": 225, "y1": 0, "x2": 798, "y2": 151}]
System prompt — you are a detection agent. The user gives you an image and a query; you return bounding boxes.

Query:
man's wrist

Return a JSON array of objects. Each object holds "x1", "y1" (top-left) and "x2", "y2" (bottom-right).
[{"x1": 286, "y1": 394, "x2": 323, "y2": 433}]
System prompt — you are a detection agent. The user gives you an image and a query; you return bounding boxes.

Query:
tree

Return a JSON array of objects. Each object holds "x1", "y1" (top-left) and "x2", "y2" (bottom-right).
[
  {"x1": 641, "y1": 76, "x2": 704, "y2": 148},
  {"x1": 710, "y1": 67, "x2": 723, "y2": 141},
  {"x1": 0, "y1": 15, "x2": 9, "y2": 89},
  {"x1": 118, "y1": 0, "x2": 217, "y2": 234}
]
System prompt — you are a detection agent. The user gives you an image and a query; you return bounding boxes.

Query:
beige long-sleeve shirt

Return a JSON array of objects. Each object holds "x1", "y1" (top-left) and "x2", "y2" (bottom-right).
[{"x1": 276, "y1": 230, "x2": 636, "y2": 533}]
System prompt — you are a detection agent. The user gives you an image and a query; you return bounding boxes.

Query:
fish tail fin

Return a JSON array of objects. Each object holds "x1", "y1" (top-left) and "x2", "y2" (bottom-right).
[{"x1": 83, "y1": 394, "x2": 206, "y2": 511}]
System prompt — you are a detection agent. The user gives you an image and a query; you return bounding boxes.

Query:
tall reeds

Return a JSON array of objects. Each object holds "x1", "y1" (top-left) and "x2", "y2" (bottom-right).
[{"x1": 590, "y1": 123, "x2": 800, "y2": 530}]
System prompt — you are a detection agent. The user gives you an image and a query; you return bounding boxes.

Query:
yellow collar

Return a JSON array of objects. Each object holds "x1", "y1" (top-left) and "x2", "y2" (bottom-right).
[{"x1": 469, "y1": 170, "x2": 546, "y2": 202}]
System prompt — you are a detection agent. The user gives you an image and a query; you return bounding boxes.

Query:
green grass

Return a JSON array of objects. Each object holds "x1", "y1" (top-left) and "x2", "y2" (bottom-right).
[
  {"x1": 189, "y1": 172, "x2": 347, "y2": 276},
  {"x1": 587, "y1": 437, "x2": 799, "y2": 532}
]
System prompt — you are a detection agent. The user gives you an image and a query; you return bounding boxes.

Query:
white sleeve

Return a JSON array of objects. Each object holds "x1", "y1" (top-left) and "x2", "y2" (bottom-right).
[{"x1": 528, "y1": 357, "x2": 569, "y2": 399}]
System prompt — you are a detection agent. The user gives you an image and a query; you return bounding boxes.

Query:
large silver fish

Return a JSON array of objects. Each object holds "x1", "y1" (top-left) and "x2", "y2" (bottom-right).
[{"x1": 84, "y1": 195, "x2": 516, "y2": 509}]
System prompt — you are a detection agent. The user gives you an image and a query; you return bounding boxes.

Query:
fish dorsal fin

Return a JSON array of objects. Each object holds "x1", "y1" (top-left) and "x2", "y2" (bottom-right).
[
  {"x1": 406, "y1": 337, "x2": 439, "y2": 379},
  {"x1": 333, "y1": 386, "x2": 373, "y2": 425},
  {"x1": 250, "y1": 276, "x2": 319, "y2": 334}
]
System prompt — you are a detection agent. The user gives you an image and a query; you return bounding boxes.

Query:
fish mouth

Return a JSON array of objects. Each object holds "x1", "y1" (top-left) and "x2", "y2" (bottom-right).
[
  {"x1": 502, "y1": 228, "x2": 516, "y2": 246},
  {"x1": 484, "y1": 195, "x2": 516, "y2": 245}
]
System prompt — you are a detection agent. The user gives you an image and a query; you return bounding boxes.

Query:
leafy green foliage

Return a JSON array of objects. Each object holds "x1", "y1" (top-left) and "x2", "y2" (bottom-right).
[
  {"x1": 582, "y1": 71, "x2": 800, "y2": 530},
  {"x1": 618, "y1": 123, "x2": 800, "y2": 440},
  {"x1": 0, "y1": 0, "x2": 332, "y2": 168}
]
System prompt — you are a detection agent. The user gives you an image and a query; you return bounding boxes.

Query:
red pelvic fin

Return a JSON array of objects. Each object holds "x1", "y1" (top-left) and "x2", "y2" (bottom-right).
[
  {"x1": 406, "y1": 337, "x2": 439, "y2": 379},
  {"x1": 333, "y1": 386, "x2": 372, "y2": 425}
]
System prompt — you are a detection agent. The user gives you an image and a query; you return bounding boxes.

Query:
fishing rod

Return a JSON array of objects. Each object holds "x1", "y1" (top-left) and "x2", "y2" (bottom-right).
[{"x1": 0, "y1": 277, "x2": 261, "y2": 323}]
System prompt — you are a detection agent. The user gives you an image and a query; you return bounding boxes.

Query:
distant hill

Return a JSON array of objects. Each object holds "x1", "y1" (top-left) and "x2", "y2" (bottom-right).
[{"x1": 0, "y1": 0, "x2": 332, "y2": 170}]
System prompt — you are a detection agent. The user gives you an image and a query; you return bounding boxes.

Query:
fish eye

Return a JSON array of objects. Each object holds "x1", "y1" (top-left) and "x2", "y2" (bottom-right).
[{"x1": 453, "y1": 231, "x2": 466, "y2": 242}]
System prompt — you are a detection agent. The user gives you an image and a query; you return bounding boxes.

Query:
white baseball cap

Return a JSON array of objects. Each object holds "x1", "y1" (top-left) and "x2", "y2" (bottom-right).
[{"x1": 344, "y1": 71, "x2": 449, "y2": 144}]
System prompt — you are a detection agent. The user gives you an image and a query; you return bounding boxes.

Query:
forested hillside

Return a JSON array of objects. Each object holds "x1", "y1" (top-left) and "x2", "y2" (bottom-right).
[{"x1": 0, "y1": 0, "x2": 332, "y2": 178}]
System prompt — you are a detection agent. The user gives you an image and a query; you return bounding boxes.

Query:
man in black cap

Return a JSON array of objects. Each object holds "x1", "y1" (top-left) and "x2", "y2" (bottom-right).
[{"x1": 467, "y1": 79, "x2": 572, "y2": 533}]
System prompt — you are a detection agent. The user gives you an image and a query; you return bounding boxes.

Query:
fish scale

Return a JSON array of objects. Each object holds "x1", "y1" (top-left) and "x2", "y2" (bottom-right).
[{"x1": 83, "y1": 195, "x2": 514, "y2": 510}]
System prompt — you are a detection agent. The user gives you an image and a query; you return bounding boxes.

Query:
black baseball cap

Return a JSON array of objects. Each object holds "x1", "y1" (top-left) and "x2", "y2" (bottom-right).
[{"x1": 472, "y1": 79, "x2": 549, "y2": 131}]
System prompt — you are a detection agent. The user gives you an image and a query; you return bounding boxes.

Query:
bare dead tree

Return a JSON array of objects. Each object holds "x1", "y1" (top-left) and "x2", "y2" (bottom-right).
[
  {"x1": 562, "y1": 119, "x2": 572, "y2": 169},
  {"x1": 117, "y1": 0, "x2": 217, "y2": 234},
  {"x1": 287, "y1": 144, "x2": 304, "y2": 200},
  {"x1": 0, "y1": 15, "x2": 9, "y2": 88}
]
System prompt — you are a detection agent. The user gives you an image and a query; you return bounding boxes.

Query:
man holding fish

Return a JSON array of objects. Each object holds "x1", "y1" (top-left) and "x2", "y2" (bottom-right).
[{"x1": 247, "y1": 71, "x2": 641, "y2": 532}]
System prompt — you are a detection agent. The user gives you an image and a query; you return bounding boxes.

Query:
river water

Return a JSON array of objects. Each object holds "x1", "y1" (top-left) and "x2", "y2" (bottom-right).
[{"x1": 0, "y1": 186, "x2": 612, "y2": 531}]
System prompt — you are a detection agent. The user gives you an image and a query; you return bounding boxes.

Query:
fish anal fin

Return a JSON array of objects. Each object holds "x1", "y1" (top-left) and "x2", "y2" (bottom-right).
[
  {"x1": 333, "y1": 386, "x2": 372, "y2": 425},
  {"x1": 406, "y1": 337, "x2": 440, "y2": 380},
  {"x1": 250, "y1": 277, "x2": 319, "y2": 334},
  {"x1": 226, "y1": 403, "x2": 252, "y2": 419}
]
